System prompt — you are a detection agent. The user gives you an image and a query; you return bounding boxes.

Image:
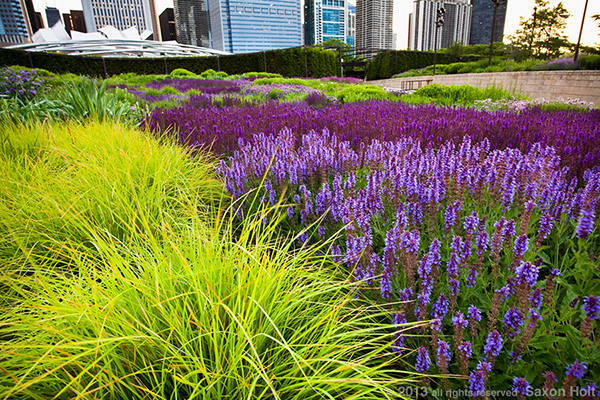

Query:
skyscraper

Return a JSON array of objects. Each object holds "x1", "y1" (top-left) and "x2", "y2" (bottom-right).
[
  {"x1": 347, "y1": 3, "x2": 355, "y2": 46},
  {"x1": 0, "y1": 0, "x2": 32, "y2": 43},
  {"x1": 207, "y1": 0, "x2": 301, "y2": 53},
  {"x1": 409, "y1": 0, "x2": 471, "y2": 51},
  {"x1": 45, "y1": 6, "x2": 61, "y2": 27},
  {"x1": 81, "y1": 0, "x2": 158, "y2": 36},
  {"x1": 469, "y1": 0, "x2": 506, "y2": 45},
  {"x1": 356, "y1": 0, "x2": 393, "y2": 49},
  {"x1": 173, "y1": 0, "x2": 210, "y2": 47},
  {"x1": 304, "y1": 0, "x2": 349, "y2": 46},
  {"x1": 159, "y1": 7, "x2": 177, "y2": 42}
]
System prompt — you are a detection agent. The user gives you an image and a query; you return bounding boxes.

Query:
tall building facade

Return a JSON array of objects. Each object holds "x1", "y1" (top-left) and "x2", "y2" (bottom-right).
[
  {"x1": 469, "y1": 0, "x2": 506, "y2": 45},
  {"x1": 346, "y1": 3, "x2": 355, "y2": 46},
  {"x1": 356, "y1": 0, "x2": 393, "y2": 49},
  {"x1": 81, "y1": 0, "x2": 158, "y2": 36},
  {"x1": 63, "y1": 10, "x2": 87, "y2": 33},
  {"x1": 45, "y1": 6, "x2": 61, "y2": 27},
  {"x1": 409, "y1": 0, "x2": 471, "y2": 51},
  {"x1": 304, "y1": 0, "x2": 348, "y2": 46},
  {"x1": 0, "y1": 0, "x2": 32, "y2": 43},
  {"x1": 173, "y1": 0, "x2": 210, "y2": 47},
  {"x1": 159, "y1": 7, "x2": 177, "y2": 42},
  {"x1": 207, "y1": 0, "x2": 301, "y2": 53}
]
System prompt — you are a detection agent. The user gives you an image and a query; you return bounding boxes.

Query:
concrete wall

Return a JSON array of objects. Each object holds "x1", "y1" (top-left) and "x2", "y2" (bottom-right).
[{"x1": 369, "y1": 70, "x2": 600, "y2": 105}]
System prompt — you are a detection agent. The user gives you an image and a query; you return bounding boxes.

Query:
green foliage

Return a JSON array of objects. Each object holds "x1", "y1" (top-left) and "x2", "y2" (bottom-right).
[
  {"x1": 507, "y1": 0, "x2": 572, "y2": 59},
  {"x1": 445, "y1": 62, "x2": 467, "y2": 74},
  {"x1": 254, "y1": 77, "x2": 311, "y2": 87},
  {"x1": 170, "y1": 68, "x2": 196, "y2": 77},
  {"x1": 244, "y1": 72, "x2": 283, "y2": 78},
  {"x1": 366, "y1": 50, "x2": 484, "y2": 80},
  {"x1": 336, "y1": 85, "x2": 398, "y2": 103},
  {"x1": 199, "y1": 69, "x2": 228, "y2": 79},
  {"x1": 401, "y1": 83, "x2": 521, "y2": 107},
  {"x1": 581, "y1": 55, "x2": 600, "y2": 70}
]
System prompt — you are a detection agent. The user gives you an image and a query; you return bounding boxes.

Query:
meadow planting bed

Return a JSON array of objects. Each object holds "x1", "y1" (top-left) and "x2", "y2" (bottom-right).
[{"x1": 1, "y1": 67, "x2": 599, "y2": 399}]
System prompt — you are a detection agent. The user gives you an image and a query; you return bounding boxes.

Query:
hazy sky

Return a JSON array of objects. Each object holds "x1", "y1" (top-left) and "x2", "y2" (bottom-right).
[{"x1": 33, "y1": 0, "x2": 600, "y2": 48}]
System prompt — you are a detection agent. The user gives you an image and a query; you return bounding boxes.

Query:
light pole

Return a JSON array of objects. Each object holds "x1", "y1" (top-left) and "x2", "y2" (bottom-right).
[
  {"x1": 573, "y1": 0, "x2": 589, "y2": 61},
  {"x1": 433, "y1": 5, "x2": 445, "y2": 75},
  {"x1": 528, "y1": 6, "x2": 538, "y2": 58},
  {"x1": 488, "y1": 0, "x2": 507, "y2": 66}
]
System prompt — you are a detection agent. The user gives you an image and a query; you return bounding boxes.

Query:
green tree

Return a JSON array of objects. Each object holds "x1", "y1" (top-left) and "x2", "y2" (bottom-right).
[
  {"x1": 507, "y1": 0, "x2": 572, "y2": 59},
  {"x1": 593, "y1": 13, "x2": 600, "y2": 31}
]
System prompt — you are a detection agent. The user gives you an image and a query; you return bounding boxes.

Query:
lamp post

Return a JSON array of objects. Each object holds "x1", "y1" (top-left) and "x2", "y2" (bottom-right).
[
  {"x1": 528, "y1": 6, "x2": 538, "y2": 58},
  {"x1": 433, "y1": 5, "x2": 445, "y2": 75},
  {"x1": 488, "y1": 0, "x2": 507, "y2": 66},
  {"x1": 573, "y1": 0, "x2": 589, "y2": 61}
]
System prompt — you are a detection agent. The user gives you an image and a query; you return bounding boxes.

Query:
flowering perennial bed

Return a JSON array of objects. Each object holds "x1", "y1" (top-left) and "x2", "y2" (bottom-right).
[
  {"x1": 218, "y1": 128, "x2": 600, "y2": 393},
  {"x1": 145, "y1": 101, "x2": 600, "y2": 180}
]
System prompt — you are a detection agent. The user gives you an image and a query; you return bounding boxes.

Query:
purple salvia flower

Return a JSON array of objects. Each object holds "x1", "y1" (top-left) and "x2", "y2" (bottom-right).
[
  {"x1": 437, "y1": 340, "x2": 451, "y2": 365},
  {"x1": 466, "y1": 265, "x2": 477, "y2": 288},
  {"x1": 392, "y1": 313, "x2": 407, "y2": 355},
  {"x1": 458, "y1": 341, "x2": 472, "y2": 359},
  {"x1": 447, "y1": 251, "x2": 460, "y2": 276},
  {"x1": 576, "y1": 202, "x2": 595, "y2": 239},
  {"x1": 431, "y1": 318, "x2": 443, "y2": 332},
  {"x1": 503, "y1": 308, "x2": 524, "y2": 337},
  {"x1": 583, "y1": 295, "x2": 600, "y2": 320},
  {"x1": 464, "y1": 212, "x2": 479, "y2": 236},
  {"x1": 468, "y1": 305, "x2": 482, "y2": 322},
  {"x1": 515, "y1": 261, "x2": 539, "y2": 287},
  {"x1": 444, "y1": 203, "x2": 457, "y2": 231},
  {"x1": 416, "y1": 346, "x2": 430, "y2": 373},
  {"x1": 513, "y1": 234, "x2": 529, "y2": 258},
  {"x1": 512, "y1": 377, "x2": 531, "y2": 396},
  {"x1": 530, "y1": 288, "x2": 543, "y2": 309},
  {"x1": 452, "y1": 311, "x2": 468, "y2": 329},
  {"x1": 476, "y1": 360, "x2": 492, "y2": 373},
  {"x1": 476, "y1": 230, "x2": 489, "y2": 255},
  {"x1": 538, "y1": 214, "x2": 553, "y2": 241},
  {"x1": 503, "y1": 219, "x2": 516, "y2": 239},
  {"x1": 469, "y1": 370, "x2": 486, "y2": 396},
  {"x1": 432, "y1": 294, "x2": 449, "y2": 320},
  {"x1": 484, "y1": 330, "x2": 503, "y2": 358},
  {"x1": 566, "y1": 360, "x2": 587, "y2": 379},
  {"x1": 399, "y1": 287, "x2": 413, "y2": 302},
  {"x1": 449, "y1": 278, "x2": 460, "y2": 296}
]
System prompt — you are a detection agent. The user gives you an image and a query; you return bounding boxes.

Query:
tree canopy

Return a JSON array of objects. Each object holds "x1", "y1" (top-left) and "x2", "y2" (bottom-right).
[{"x1": 507, "y1": 0, "x2": 572, "y2": 59}]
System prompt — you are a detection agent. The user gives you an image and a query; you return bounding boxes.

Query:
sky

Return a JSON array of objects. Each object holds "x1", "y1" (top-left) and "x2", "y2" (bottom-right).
[{"x1": 33, "y1": 0, "x2": 600, "y2": 48}]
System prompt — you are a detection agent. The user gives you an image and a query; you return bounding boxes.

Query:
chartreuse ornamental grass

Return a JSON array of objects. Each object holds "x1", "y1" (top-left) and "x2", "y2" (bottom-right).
[
  {"x1": 0, "y1": 120, "x2": 223, "y2": 273},
  {"x1": 0, "y1": 121, "x2": 416, "y2": 399}
]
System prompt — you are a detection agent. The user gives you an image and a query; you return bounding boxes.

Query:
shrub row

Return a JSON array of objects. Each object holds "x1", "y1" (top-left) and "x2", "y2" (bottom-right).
[
  {"x1": 0, "y1": 46, "x2": 340, "y2": 79},
  {"x1": 366, "y1": 50, "x2": 484, "y2": 80}
]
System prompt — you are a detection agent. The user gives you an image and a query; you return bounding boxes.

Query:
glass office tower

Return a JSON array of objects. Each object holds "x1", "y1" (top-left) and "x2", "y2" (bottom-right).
[
  {"x1": 305, "y1": 0, "x2": 348, "y2": 46},
  {"x1": 0, "y1": 0, "x2": 31, "y2": 43},
  {"x1": 207, "y1": 0, "x2": 301, "y2": 53}
]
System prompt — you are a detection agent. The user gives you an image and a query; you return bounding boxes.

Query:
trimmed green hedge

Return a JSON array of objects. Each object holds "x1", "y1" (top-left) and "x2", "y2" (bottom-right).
[
  {"x1": 0, "y1": 46, "x2": 340, "y2": 78},
  {"x1": 365, "y1": 50, "x2": 484, "y2": 80}
]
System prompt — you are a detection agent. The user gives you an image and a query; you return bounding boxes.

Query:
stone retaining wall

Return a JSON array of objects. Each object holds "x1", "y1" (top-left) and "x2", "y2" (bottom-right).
[{"x1": 369, "y1": 70, "x2": 600, "y2": 105}]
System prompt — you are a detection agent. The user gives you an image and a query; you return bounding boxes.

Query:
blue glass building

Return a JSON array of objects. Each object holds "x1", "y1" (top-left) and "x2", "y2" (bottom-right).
[
  {"x1": 208, "y1": 0, "x2": 301, "y2": 53},
  {"x1": 304, "y1": 0, "x2": 348, "y2": 45},
  {"x1": 0, "y1": 0, "x2": 31, "y2": 43}
]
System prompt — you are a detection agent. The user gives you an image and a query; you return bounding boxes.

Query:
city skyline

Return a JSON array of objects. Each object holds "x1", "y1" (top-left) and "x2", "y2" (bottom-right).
[{"x1": 32, "y1": 0, "x2": 600, "y2": 48}]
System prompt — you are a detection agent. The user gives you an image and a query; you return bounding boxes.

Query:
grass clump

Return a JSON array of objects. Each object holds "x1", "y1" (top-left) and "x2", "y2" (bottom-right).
[
  {"x1": 0, "y1": 121, "x2": 223, "y2": 271},
  {"x1": 336, "y1": 84, "x2": 399, "y2": 103},
  {"x1": 401, "y1": 83, "x2": 522, "y2": 107}
]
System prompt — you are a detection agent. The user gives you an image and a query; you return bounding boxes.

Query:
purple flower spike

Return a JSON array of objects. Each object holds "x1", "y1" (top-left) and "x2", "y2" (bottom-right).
[
  {"x1": 515, "y1": 261, "x2": 539, "y2": 287},
  {"x1": 512, "y1": 377, "x2": 531, "y2": 395},
  {"x1": 468, "y1": 305, "x2": 482, "y2": 322},
  {"x1": 484, "y1": 330, "x2": 503, "y2": 358},
  {"x1": 437, "y1": 340, "x2": 451, "y2": 365},
  {"x1": 416, "y1": 346, "x2": 430, "y2": 373},
  {"x1": 566, "y1": 360, "x2": 587, "y2": 379},
  {"x1": 469, "y1": 370, "x2": 486, "y2": 396},
  {"x1": 503, "y1": 308, "x2": 524, "y2": 337},
  {"x1": 583, "y1": 296, "x2": 600, "y2": 320},
  {"x1": 576, "y1": 202, "x2": 596, "y2": 239},
  {"x1": 432, "y1": 294, "x2": 449, "y2": 319},
  {"x1": 513, "y1": 234, "x2": 529, "y2": 257},
  {"x1": 452, "y1": 311, "x2": 468, "y2": 329},
  {"x1": 458, "y1": 341, "x2": 472, "y2": 358}
]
